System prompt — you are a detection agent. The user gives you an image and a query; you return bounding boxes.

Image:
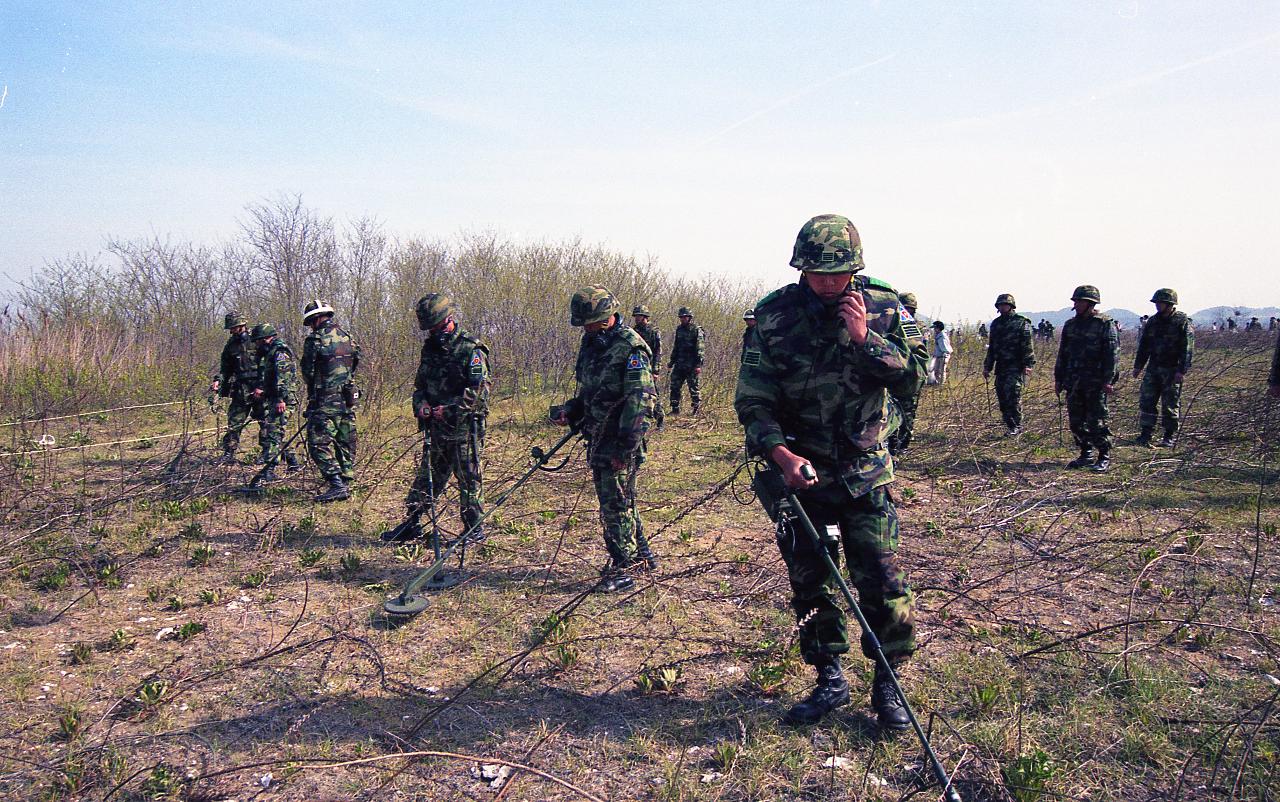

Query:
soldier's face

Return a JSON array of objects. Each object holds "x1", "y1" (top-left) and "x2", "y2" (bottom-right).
[
  {"x1": 633, "y1": 315, "x2": 647, "y2": 327},
  {"x1": 996, "y1": 303, "x2": 1013, "y2": 316},
  {"x1": 804, "y1": 271, "x2": 853, "y2": 301},
  {"x1": 678, "y1": 315, "x2": 692, "y2": 325},
  {"x1": 231, "y1": 325, "x2": 246, "y2": 335},
  {"x1": 745, "y1": 319, "x2": 756, "y2": 328},
  {"x1": 1072, "y1": 299, "x2": 1094, "y2": 315},
  {"x1": 1154, "y1": 302, "x2": 1174, "y2": 316}
]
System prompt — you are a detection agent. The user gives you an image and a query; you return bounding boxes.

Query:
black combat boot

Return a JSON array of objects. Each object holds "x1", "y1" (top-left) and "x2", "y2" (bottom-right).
[
  {"x1": 315, "y1": 476, "x2": 350, "y2": 503},
  {"x1": 596, "y1": 562, "x2": 635, "y2": 594},
  {"x1": 1091, "y1": 449, "x2": 1111, "y2": 473},
  {"x1": 1066, "y1": 449, "x2": 1095, "y2": 469},
  {"x1": 381, "y1": 517, "x2": 423, "y2": 543},
  {"x1": 215, "y1": 450, "x2": 237, "y2": 466},
  {"x1": 284, "y1": 451, "x2": 300, "y2": 471},
  {"x1": 249, "y1": 467, "x2": 279, "y2": 488},
  {"x1": 1135, "y1": 427, "x2": 1154, "y2": 448},
  {"x1": 871, "y1": 663, "x2": 911, "y2": 732},
  {"x1": 1159, "y1": 430, "x2": 1176, "y2": 448},
  {"x1": 784, "y1": 659, "x2": 850, "y2": 725},
  {"x1": 464, "y1": 525, "x2": 487, "y2": 544},
  {"x1": 691, "y1": 402, "x2": 701, "y2": 415}
]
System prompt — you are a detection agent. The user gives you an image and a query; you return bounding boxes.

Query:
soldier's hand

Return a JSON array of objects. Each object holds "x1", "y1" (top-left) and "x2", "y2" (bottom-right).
[
  {"x1": 1102, "y1": 384, "x2": 1115, "y2": 395},
  {"x1": 275, "y1": 401, "x2": 286, "y2": 414},
  {"x1": 210, "y1": 380, "x2": 220, "y2": 393},
  {"x1": 694, "y1": 367, "x2": 702, "y2": 375},
  {"x1": 1024, "y1": 367, "x2": 1033, "y2": 375},
  {"x1": 837, "y1": 291, "x2": 868, "y2": 344},
  {"x1": 1173, "y1": 372, "x2": 1184, "y2": 384},
  {"x1": 552, "y1": 410, "x2": 570, "y2": 426},
  {"x1": 769, "y1": 445, "x2": 818, "y2": 490},
  {"x1": 431, "y1": 405, "x2": 446, "y2": 421},
  {"x1": 252, "y1": 388, "x2": 264, "y2": 399},
  {"x1": 416, "y1": 403, "x2": 431, "y2": 420}
]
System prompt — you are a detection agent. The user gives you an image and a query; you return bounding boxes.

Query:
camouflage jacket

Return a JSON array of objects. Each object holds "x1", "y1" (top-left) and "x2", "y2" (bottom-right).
[
  {"x1": 670, "y1": 322, "x2": 705, "y2": 368},
  {"x1": 984, "y1": 312, "x2": 1035, "y2": 373},
  {"x1": 219, "y1": 332, "x2": 258, "y2": 399},
  {"x1": 256, "y1": 339, "x2": 299, "y2": 406},
  {"x1": 1271, "y1": 333, "x2": 1280, "y2": 387},
  {"x1": 1054, "y1": 312, "x2": 1119, "y2": 389},
  {"x1": 301, "y1": 319, "x2": 360, "y2": 411},
  {"x1": 633, "y1": 321, "x2": 662, "y2": 369},
  {"x1": 569, "y1": 323, "x2": 656, "y2": 464},
  {"x1": 411, "y1": 327, "x2": 490, "y2": 439},
  {"x1": 735, "y1": 277, "x2": 926, "y2": 496},
  {"x1": 1134, "y1": 310, "x2": 1193, "y2": 374}
]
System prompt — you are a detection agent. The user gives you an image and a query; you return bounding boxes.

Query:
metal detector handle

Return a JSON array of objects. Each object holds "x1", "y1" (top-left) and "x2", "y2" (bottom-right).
[{"x1": 780, "y1": 483, "x2": 962, "y2": 802}]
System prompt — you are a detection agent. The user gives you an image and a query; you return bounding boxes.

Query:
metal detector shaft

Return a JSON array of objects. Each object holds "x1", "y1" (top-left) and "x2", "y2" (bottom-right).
[
  {"x1": 245, "y1": 412, "x2": 308, "y2": 486},
  {"x1": 388, "y1": 427, "x2": 580, "y2": 608},
  {"x1": 781, "y1": 487, "x2": 962, "y2": 802}
]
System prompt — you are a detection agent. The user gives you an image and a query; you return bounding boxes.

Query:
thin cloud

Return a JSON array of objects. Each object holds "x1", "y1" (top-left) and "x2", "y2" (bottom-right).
[{"x1": 696, "y1": 52, "x2": 897, "y2": 148}]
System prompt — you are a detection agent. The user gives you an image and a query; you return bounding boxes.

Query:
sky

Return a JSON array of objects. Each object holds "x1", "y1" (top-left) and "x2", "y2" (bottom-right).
[{"x1": 1, "y1": 1, "x2": 1278, "y2": 322}]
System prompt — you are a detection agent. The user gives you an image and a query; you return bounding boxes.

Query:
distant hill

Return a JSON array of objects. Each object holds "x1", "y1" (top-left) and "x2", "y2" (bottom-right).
[{"x1": 1022, "y1": 305, "x2": 1280, "y2": 330}]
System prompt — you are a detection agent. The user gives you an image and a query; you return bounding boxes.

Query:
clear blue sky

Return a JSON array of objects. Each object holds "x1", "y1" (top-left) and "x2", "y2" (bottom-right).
[{"x1": 2, "y1": 2, "x2": 1277, "y2": 321}]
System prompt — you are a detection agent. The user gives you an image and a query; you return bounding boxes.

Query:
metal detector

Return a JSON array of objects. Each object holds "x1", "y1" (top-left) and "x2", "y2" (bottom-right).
[
  {"x1": 383, "y1": 426, "x2": 580, "y2": 618},
  {"x1": 755, "y1": 462, "x2": 963, "y2": 802}
]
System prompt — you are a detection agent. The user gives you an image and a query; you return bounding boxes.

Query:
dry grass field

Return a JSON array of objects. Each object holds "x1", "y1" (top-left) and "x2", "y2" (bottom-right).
[{"x1": 1, "y1": 330, "x2": 1277, "y2": 801}]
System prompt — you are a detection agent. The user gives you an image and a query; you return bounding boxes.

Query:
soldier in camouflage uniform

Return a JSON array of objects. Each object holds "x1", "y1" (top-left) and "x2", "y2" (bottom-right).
[
  {"x1": 248, "y1": 323, "x2": 300, "y2": 485},
  {"x1": 300, "y1": 300, "x2": 361, "y2": 502},
  {"x1": 388, "y1": 294, "x2": 490, "y2": 543},
  {"x1": 736, "y1": 214, "x2": 926, "y2": 730},
  {"x1": 741, "y1": 309, "x2": 757, "y2": 355},
  {"x1": 887, "y1": 292, "x2": 927, "y2": 456},
  {"x1": 211, "y1": 312, "x2": 263, "y2": 464},
  {"x1": 632, "y1": 305, "x2": 665, "y2": 425},
  {"x1": 983, "y1": 293, "x2": 1036, "y2": 435},
  {"x1": 1054, "y1": 285, "x2": 1119, "y2": 472},
  {"x1": 1132, "y1": 288, "x2": 1194, "y2": 448},
  {"x1": 668, "y1": 306, "x2": 705, "y2": 415},
  {"x1": 555, "y1": 286, "x2": 658, "y2": 593}
]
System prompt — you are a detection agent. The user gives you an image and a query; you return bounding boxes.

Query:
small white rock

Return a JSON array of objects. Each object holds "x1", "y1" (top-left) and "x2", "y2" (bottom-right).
[
  {"x1": 700, "y1": 771, "x2": 723, "y2": 783},
  {"x1": 823, "y1": 756, "x2": 853, "y2": 770},
  {"x1": 258, "y1": 772, "x2": 272, "y2": 788}
]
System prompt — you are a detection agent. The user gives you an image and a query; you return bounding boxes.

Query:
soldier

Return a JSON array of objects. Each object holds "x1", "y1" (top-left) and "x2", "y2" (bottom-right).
[
  {"x1": 736, "y1": 214, "x2": 926, "y2": 731},
  {"x1": 388, "y1": 294, "x2": 490, "y2": 543},
  {"x1": 1247, "y1": 316, "x2": 1262, "y2": 332},
  {"x1": 554, "y1": 286, "x2": 658, "y2": 592},
  {"x1": 887, "y1": 291, "x2": 927, "y2": 456},
  {"x1": 741, "y1": 309, "x2": 756, "y2": 355},
  {"x1": 1054, "y1": 285, "x2": 1119, "y2": 472},
  {"x1": 977, "y1": 321, "x2": 988, "y2": 339},
  {"x1": 668, "y1": 306, "x2": 705, "y2": 415},
  {"x1": 1132, "y1": 288, "x2": 1194, "y2": 448},
  {"x1": 211, "y1": 312, "x2": 263, "y2": 464},
  {"x1": 927, "y1": 321, "x2": 952, "y2": 385},
  {"x1": 983, "y1": 293, "x2": 1035, "y2": 436},
  {"x1": 300, "y1": 300, "x2": 360, "y2": 502},
  {"x1": 1269, "y1": 330, "x2": 1280, "y2": 398},
  {"x1": 248, "y1": 323, "x2": 300, "y2": 485},
  {"x1": 632, "y1": 305, "x2": 665, "y2": 425}
]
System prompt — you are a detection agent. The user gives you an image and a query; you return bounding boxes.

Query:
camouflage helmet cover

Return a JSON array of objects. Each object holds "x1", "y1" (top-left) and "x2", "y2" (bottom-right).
[
  {"x1": 897, "y1": 292, "x2": 918, "y2": 309},
  {"x1": 302, "y1": 299, "x2": 335, "y2": 323},
  {"x1": 995, "y1": 293, "x2": 1016, "y2": 308},
  {"x1": 790, "y1": 214, "x2": 865, "y2": 274},
  {"x1": 1150, "y1": 288, "x2": 1178, "y2": 305},
  {"x1": 677, "y1": 306, "x2": 693, "y2": 317},
  {"x1": 632, "y1": 305, "x2": 650, "y2": 318},
  {"x1": 250, "y1": 323, "x2": 277, "y2": 340},
  {"x1": 224, "y1": 312, "x2": 249, "y2": 330},
  {"x1": 1071, "y1": 285, "x2": 1101, "y2": 304},
  {"x1": 415, "y1": 293, "x2": 455, "y2": 329},
  {"x1": 570, "y1": 285, "x2": 619, "y2": 327},
  {"x1": 743, "y1": 309, "x2": 756, "y2": 321}
]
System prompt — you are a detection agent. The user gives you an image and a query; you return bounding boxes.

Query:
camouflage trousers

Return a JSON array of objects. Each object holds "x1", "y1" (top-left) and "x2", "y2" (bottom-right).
[
  {"x1": 407, "y1": 424, "x2": 485, "y2": 533},
  {"x1": 888, "y1": 389, "x2": 921, "y2": 454},
  {"x1": 776, "y1": 483, "x2": 915, "y2": 666},
  {"x1": 669, "y1": 365, "x2": 700, "y2": 412},
  {"x1": 1139, "y1": 367, "x2": 1183, "y2": 435},
  {"x1": 1066, "y1": 384, "x2": 1111, "y2": 453},
  {"x1": 994, "y1": 370, "x2": 1026, "y2": 429},
  {"x1": 259, "y1": 404, "x2": 300, "y2": 467},
  {"x1": 221, "y1": 397, "x2": 262, "y2": 454},
  {"x1": 307, "y1": 407, "x2": 357, "y2": 482},
  {"x1": 590, "y1": 456, "x2": 646, "y2": 567}
]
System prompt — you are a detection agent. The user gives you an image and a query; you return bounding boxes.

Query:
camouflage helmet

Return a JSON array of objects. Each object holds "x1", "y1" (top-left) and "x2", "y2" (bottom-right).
[
  {"x1": 789, "y1": 214, "x2": 865, "y2": 274},
  {"x1": 415, "y1": 293, "x2": 455, "y2": 330},
  {"x1": 301, "y1": 299, "x2": 335, "y2": 323},
  {"x1": 632, "y1": 305, "x2": 651, "y2": 318},
  {"x1": 1071, "y1": 285, "x2": 1101, "y2": 304},
  {"x1": 995, "y1": 293, "x2": 1016, "y2": 308},
  {"x1": 743, "y1": 309, "x2": 756, "y2": 321},
  {"x1": 250, "y1": 323, "x2": 277, "y2": 341},
  {"x1": 570, "y1": 285, "x2": 619, "y2": 327},
  {"x1": 898, "y1": 292, "x2": 918, "y2": 310},
  {"x1": 224, "y1": 312, "x2": 248, "y2": 330},
  {"x1": 1150, "y1": 288, "x2": 1178, "y2": 305},
  {"x1": 678, "y1": 306, "x2": 693, "y2": 317}
]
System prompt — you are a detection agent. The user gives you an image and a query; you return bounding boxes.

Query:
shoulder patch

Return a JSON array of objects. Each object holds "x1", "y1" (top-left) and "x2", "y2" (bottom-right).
[
  {"x1": 742, "y1": 349, "x2": 762, "y2": 367},
  {"x1": 626, "y1": 352, "x2": 648, "y2": 371},
  {"x1": 275, "y1": 352, "x2": 289, "y2": 362},
  {"x1": 470, "y1": 350, "x2": 483, "y2": 367}
]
